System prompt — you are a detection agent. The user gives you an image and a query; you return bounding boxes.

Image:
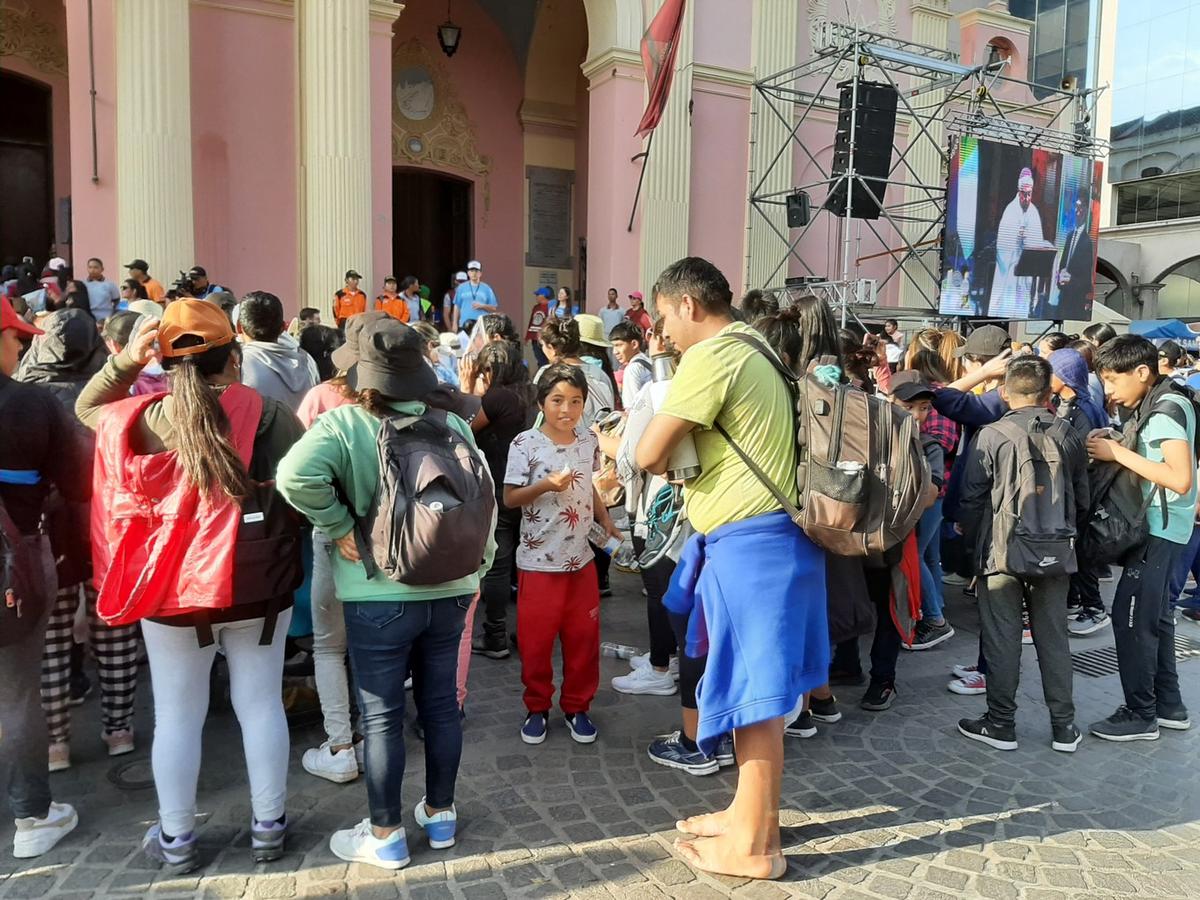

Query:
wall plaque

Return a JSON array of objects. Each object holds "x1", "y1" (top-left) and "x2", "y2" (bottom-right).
[{"x1": 526, "y1": 166, "x2": 574, "y2": 269}]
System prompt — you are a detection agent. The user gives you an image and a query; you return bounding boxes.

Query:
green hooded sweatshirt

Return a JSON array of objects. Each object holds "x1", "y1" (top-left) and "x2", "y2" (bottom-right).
[{"x1": 275, "y1": 401, "x2": 497, "y2": 602}]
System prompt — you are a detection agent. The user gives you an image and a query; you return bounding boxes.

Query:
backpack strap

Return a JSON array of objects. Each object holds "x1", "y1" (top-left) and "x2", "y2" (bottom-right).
[{"x1": 713, "y1": 420, "x2": 802, "y2": 524}]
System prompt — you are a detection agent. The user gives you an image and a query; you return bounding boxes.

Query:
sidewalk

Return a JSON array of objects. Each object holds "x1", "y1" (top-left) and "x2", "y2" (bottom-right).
[{"x1": 2, "y1": 573, "x2": 1199, "y2": 899}]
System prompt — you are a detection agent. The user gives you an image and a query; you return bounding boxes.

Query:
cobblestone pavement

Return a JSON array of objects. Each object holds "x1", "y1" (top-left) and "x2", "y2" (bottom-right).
[{"x1": 3, "y1": 572, "x2": 1200, "y2": 899}]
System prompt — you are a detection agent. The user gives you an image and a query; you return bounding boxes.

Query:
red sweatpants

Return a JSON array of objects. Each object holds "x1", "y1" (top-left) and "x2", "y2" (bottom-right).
[{"x1": 517, "y1": 564, "x2": 600, "y2": 715}]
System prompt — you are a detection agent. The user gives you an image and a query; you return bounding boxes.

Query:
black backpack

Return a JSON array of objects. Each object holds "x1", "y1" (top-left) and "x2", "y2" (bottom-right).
[
  {"x1": 353, "y1": 410, "x2": 495, "y2": 585},
  {"x1": 1080, "y1": 381, "x2": 1197, "y2": 566},
  {"x1": 0, "y1": 493, "x2": 51, "y2": 648}
]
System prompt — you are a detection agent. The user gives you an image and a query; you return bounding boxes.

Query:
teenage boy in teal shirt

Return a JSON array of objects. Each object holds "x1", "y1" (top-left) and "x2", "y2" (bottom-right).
[{"x1": 1087, "y1": 335, "x2": 1195, "y2": 741}]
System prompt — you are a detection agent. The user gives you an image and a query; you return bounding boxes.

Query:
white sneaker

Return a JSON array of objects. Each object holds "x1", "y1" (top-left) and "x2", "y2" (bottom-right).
[
  {"x1": 102, "y1": 728, "x2": 135, "y2": 757},
  {"x1": 302, "y1": 741, "x2": 359, "y2": 784},
  {"x1": 47, "y1": 742, "x2": 70, "y2": 772},
  {"x1": 13, "y1": 801, "x2": 78, "y2": 858},
  {"x1": 612, "y1": 666, "x2": 677, "y2": 696},
  {"x1": 629, "y1": 653, "x2": 680, "y2": 681},
  {"x1": 948, "y1": 672, "x2": 987, "y2": 695},
  {"x1": 329, "y1": 820, "x2": 410, "y2": 870},
  {"x1": 951, "y1": 663, "x2": 980, "y2": 680}
]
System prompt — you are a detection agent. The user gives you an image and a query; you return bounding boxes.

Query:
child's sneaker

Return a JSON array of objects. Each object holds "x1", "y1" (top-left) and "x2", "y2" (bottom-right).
[
  {"x1": 141, "y1": 823, "x2": 199, "y2": 875},
  {"x1": 809, "y1": 695, "x2": 842, "y2": 723},
  {"x1": 521, "y1": 712, "x2": 548, "y2": 745},
  {"x1": 565, "y1": 711, "x2": 597, "y2": 744},
  {"x1": 949, "y1": 672, "x2": 987, "y2": 695},
  {"x1": 414, "y1": 798, "x2": 457, "y2": 849},
  {"x1": 329, "y1": 820, "x2": 410, "y2": 870},
  {"x1": 251, "y1": 815, "x2": 287, "y2": 862},
  {"x1": 302, "y1": 741, "x2": 359, "y2": 783},
  {"x1": 13, "y1": 801, "x2": 77, "y2": 859}
]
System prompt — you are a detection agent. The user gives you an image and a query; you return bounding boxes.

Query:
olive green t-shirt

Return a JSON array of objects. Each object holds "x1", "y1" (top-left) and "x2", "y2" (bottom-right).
[{"x1": 659, "y1": 321, "x2": 796, "y2": 534}]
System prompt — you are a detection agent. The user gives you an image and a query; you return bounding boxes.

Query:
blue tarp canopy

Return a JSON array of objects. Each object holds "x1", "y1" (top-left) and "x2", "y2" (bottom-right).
[{"x1": 1129, "y1": 319, "x2": 1200, "y2": 350}]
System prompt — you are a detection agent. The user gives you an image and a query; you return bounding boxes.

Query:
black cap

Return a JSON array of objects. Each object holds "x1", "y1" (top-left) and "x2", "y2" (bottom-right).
[
  {"x1": 889, "y1": 370, "x2": 936, "y2": 401},
  {"x1": 188, "y1": 265, "x2": 207, "y2": 278},
  {"x1": 955, "y1": 324, "x2": 1010, "y2": 359},
  {"x1": 124, "y1": 258, "x2": 150, "y2": 273},
  {"x1": 345, "y1": 269, "x2": 362, "y2": 280},
  {"x1": 1159, "y1": 340, "x2": 1186, "y2": 366}
]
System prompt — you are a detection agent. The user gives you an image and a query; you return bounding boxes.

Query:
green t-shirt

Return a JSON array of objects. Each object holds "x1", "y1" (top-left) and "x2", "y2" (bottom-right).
[
  {"x1": 1137, "y1": 393, "x2": 1197, "y2": 545},
  {"x1": 659, "y1": 321, "x2": 796, "y2": 534}
]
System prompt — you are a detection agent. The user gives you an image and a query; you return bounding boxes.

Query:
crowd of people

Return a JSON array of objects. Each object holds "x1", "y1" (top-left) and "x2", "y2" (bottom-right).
[{"x1": 1, "y1": 252, "x2": 1195, "y2": 882}]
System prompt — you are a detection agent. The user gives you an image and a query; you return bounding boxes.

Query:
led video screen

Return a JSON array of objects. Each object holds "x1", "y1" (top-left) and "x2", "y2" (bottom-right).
[{"x1": 940, "y1": 135, "x2": 1103, "y2": 320}]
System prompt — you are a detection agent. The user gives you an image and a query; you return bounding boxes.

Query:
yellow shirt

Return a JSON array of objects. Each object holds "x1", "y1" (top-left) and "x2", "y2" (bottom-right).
[{"x1": 659, "y1": 321, "x2": 796, "y2": 534}]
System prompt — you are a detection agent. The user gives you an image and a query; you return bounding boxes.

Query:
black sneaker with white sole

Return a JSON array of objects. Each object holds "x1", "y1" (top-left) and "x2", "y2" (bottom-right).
[
  {"x1": 784, "y1": 709, "x2": 817, "y2": 738},
  {"x1": 957, "y1": 715, "x2": 1018, "y2": 750},
  {"x1": 860, "y1": 681, "x2": 896, "y2": 711},
  {"x1": 1051, "y1": 723, "x2": 1082, "y2": 752},
  {"x1": 809, "y1": 695, "x2": 842, "y2": 723},
  {"x1": 1089, "y1": 705, "x2": 1160, "y2": 742},
  {"x1": 905, "y1": 620, "x2": 955, "y2": 651},
  {"x1": 1157, "y1": 706, "x2": 1192, "y2": 731}
]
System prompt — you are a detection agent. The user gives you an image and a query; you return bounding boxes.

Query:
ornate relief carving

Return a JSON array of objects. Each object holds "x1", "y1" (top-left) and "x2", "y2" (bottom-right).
[
  {"x1": 0, "y1": 0, "x2": 67, "y2": 77},
  {"x1": 808, "y1": 0, "x2": 899, "y2": 78},
  {"x1": 391, "y1": 37, "x2": 491, "y2": 218}
]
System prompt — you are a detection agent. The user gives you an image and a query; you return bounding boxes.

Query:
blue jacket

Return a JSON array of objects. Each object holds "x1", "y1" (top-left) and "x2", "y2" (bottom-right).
[
  {"x1": 933, "y1": 387, "x2": 1007, "y2": 519},
  {"x1": 664, "y1": 510, "x2": 829, "y2": 753}
]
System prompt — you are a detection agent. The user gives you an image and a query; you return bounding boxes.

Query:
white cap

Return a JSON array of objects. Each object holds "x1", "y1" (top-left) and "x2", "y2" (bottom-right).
[
  {"x1": 466, "y1": 260, "x2": 482, "y2": 270},
  {"x1": 454, "y1": 271, "x2": 468, "y2": 281},
  {"x1": 47, "y1": 257, "x2": 68, "y2": 271}
]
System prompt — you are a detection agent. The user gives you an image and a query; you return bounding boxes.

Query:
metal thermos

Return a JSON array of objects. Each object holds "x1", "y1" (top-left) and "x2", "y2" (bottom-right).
[{"x1": 648, "y1": 353, "x2": 702, "y2": 482}]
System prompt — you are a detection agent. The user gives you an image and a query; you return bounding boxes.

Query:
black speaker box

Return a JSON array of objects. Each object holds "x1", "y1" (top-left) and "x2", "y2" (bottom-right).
[{"x1": 824, "y1": 80, "x2": 898, "y2": 220}]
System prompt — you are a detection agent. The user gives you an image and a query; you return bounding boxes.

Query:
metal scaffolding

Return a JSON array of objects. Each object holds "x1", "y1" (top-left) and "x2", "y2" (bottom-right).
[{"x1": 748, "y1": 21, "x2": 1108, "y2": 325}]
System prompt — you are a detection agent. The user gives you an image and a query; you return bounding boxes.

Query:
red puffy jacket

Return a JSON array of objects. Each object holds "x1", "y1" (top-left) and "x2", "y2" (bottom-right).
[{"x1": 91, "y1": 384, "x2": 262, "y2": 625}]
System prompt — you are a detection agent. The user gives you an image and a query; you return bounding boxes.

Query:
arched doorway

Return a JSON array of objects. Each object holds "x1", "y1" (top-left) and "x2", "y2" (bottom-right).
[
  {"x1": 392, "y1": 168, "x2": 472, "y2": 306},
  {"x1": 0, "y1": 71, "x2": 53, "y2": 264},
  {"x1": 1153, "y1": 256, "x2": 1200, "y2": 321}
]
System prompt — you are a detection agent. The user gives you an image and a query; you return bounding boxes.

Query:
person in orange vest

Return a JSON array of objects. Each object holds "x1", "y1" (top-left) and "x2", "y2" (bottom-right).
[
  {"x1": 332, "y1": 270, "x2": 367, "y2": 329},
  {"x1": 374, "y1": 277, "x2": 408, "y2": 322}
]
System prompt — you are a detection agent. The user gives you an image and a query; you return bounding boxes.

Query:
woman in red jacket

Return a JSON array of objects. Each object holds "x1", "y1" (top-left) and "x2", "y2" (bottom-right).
[{"x1": 78, "y1": 300, "x2": 303, "y2": 875}]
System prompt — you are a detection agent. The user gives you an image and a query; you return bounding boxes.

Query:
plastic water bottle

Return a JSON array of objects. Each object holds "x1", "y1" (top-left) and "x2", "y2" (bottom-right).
[
  {"x1": 649, "y1": 353, "x2": 702, "y2": 481},
  {"x1": 601, "y1": 642, "x2": 641, "y2": 659},
  {"x1": 587, "y1": 521, "x2": 622, "y2": 556}
]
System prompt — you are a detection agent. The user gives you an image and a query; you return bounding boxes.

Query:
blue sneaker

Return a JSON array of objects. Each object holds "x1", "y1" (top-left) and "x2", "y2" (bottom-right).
[
  {"x1": 648, "y1": 731, "x2": 719, "y2": 776},
  {"x1": 251, "y1": 815, "x2": 286, "y2": 862},
  {"x1": 565, "y1": 711, "x2": 597, "y2": 744},
  {"x1": 414, "y1": 798, "x2": 457, "y2": 849},
  {"x1": 521, "y1": 712, "x2": 548, "y2": 745},
  {"x1": 141, "y1": 823, "x2": 199, "y2": 875},
  {"x1": 328, "y1": 820, "x2": 410, "y2": 871},
  {"x1": 714, "y1": 733, "x2": 736, "y2": 768}
]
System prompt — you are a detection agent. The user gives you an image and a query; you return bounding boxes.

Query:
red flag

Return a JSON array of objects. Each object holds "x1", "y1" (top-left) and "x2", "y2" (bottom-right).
[{"x1": 635, "y1": 0, "x2": 687, "y2": 137}]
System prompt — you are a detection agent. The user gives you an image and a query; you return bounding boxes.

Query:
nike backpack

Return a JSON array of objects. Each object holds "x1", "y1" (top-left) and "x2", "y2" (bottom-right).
[{"x1": 989, "y1": 417, "x2": 1079, "y2": 578}]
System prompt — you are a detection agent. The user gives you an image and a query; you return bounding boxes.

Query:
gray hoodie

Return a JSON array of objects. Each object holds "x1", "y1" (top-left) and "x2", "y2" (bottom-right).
[{"x1": 240, "y1": 332, "x2": 320, "y2": 413}]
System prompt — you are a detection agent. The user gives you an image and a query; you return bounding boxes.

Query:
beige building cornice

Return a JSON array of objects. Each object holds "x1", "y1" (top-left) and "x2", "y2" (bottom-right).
[
  {"x1": 369, "y1": 0, "x2": 403, "y2": 23},
  {"x1": 581, "y1": 48, "x2": 642, "y2": 83}
]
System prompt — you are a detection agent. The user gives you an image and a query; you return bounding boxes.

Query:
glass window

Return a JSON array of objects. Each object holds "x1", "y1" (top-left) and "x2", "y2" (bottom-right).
[
  {"x1": 1011, "y1": 0, "x2": 1095, "y2": 98},
  {"x1": 1115, "y1": 172, "x2": 1200, "y2": 226}
]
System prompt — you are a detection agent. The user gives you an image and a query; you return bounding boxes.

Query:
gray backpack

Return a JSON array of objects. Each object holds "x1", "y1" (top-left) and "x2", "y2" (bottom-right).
[
  {"x1": 989, "y1": 417, "x2": 1079, "y2": 578},
  {"x1": 354, "y1": 410, "x2": 495, "y2": 585}
]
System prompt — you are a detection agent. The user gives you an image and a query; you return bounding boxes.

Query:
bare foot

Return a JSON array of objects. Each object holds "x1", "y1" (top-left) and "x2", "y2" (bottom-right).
[
  {"x1": 675, "y1": 806, "x2": 733, "y2": 837},
  {"x1": 675, "y1": 835, "x2": 787, "y2": 880}
]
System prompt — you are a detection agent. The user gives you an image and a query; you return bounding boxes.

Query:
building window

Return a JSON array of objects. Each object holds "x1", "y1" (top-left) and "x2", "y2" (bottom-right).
[
  {"x1": 1114, "y1": 171, "x2": 1200, "y2": 226},
  {"x1": 1010, "y1": 0, "x2": 1094, "y2": 99}
]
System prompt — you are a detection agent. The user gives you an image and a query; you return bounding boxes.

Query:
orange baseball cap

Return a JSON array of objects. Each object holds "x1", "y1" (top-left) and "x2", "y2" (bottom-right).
[{"x1": 158, "y1": 299, "x2": 235, "y2": 358}]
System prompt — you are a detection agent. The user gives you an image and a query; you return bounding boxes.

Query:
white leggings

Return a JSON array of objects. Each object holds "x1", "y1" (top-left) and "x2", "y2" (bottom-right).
[{"x1": 142, "y1": 611, "x2": 291, "y2": 836}]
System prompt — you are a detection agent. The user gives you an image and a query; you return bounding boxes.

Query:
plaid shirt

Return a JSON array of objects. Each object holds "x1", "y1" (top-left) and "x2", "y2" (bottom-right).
[{"x1": 922, "y1": 394, "x2": 959, "y2": 498}]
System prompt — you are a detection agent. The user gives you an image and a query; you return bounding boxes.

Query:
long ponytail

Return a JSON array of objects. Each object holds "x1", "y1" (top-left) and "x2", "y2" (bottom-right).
[{"x1": 164, "y1": 342, "x2": 251, "y2": 500}]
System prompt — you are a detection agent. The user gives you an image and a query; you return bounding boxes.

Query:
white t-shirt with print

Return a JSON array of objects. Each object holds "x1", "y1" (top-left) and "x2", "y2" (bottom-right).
[{"x1": 504, "y1": 426, "x2": 600, "y2": 572}]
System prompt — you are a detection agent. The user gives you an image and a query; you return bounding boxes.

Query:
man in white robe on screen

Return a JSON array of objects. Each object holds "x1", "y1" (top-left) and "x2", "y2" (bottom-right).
[{"x1": 988, "y1": 167, "x2": 1047, "y2": 318}]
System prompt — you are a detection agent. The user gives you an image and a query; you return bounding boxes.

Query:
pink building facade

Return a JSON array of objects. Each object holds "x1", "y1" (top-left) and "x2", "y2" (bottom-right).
[{"x1": 0, "y1": 0, "x2": 1042, "y2": 321}]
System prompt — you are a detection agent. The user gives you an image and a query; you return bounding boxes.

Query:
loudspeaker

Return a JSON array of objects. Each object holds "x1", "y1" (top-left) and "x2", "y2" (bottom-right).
[
  {"x1": 824, "y1": 80, "x2": 898, "y2": 220},
  {"x1": 786, "y1": 191, "x2": 810, "y2": 228}
]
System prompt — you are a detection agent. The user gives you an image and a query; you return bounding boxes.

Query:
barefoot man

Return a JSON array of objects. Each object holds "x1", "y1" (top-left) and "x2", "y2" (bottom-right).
[{"x1": 636, "y1": 258, "x2": 830, "y2": 880}]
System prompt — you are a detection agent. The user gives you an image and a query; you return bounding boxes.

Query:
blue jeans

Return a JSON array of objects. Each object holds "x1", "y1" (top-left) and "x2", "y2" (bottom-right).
[
  {"x1": 917, "y1": 499, "x2": 945, "y2": 621},
  {"x1": 344, "y1": 596, "x2": 470, "y2": 827},
  {"x1": 1168, "y1": 523, "x2": 1200, "y2": 611}
]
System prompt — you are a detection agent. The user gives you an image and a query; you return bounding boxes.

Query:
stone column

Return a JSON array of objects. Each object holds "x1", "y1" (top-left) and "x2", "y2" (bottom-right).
[
  {"x1": 744, "y1": 0, "x2": 799, "y2": 292},
  {"x1": 899, "y1": 0, "x2": 952, "y2": 311},
  {"x1": 115, "y1": 0, "x2": 194, "y2": 284},
  {"x1": 637, "y1": 0, "x2": 694, "y2": 309},
  {"x1": 298, "y1": 0, "x2": 374, "y2": 316}
]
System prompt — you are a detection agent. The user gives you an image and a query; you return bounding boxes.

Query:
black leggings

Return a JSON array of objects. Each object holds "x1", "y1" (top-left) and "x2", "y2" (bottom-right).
[
  {"x1": 633, "y1": 537, "x2": 678, "y2": 667},
  {"x1": 667, "y1": 610, "x2": 707, "y2": 710}
]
